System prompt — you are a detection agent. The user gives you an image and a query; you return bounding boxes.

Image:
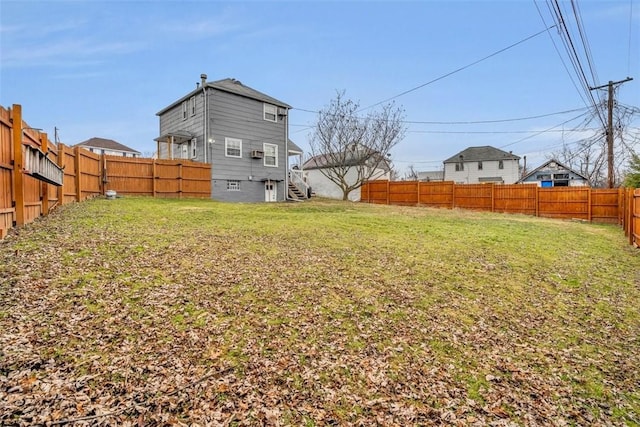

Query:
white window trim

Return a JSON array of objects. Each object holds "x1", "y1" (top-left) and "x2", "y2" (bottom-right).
[
  {"x1": 190, "y1": 96, "x2": 196, "y2": 116},
  {"x1": 263, "y1": 143, "x2": 278, "y2": 167},
  {"x1": 182, "y1": 101, "x2": 188, "y2": 120},
  {"x1": 227, "y1": 180, "x2": 241, "y2": 191},
  {"x1": 190, "y1": 138, "x2": 197, "y2": 159},
  {"x1": 263, "y1": 103, "x2": 277, "y2": 122},
  {"x1": 225, "y1": 137, "x2": 242, "y2": 158}
]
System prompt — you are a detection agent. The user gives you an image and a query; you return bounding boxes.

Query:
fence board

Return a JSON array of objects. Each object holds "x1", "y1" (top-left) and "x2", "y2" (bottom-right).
[
  {"x1": 493, "y1": 184, "x2": 537, "y2": 215},
  {"x1": 454, "y1": 184, "x2": 492, "y2": 211},
  {"x1": 538, "y1": 187, "x2": 589, "y2": 220},
  {"x1": 591, "y1": 189, "x2": 620, "y2": 224}
]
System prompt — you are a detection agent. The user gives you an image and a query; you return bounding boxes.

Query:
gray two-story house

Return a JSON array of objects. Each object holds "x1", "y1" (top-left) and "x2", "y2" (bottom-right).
[{"x1": 155, "y1": 74, "x2": 306, "y2": 202}]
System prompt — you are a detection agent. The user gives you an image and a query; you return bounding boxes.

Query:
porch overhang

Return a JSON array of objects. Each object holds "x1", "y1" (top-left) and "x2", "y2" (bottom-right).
[{"x1": 154, "y1": 130, "x2": 194, "y2": 144}]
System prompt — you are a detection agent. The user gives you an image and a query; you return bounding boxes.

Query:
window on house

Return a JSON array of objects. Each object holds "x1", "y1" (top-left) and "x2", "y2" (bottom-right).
[
  {"x1": 499, "y1": 160, "x2": 504, "y2": 169},
  {"x1": 263, "y1": 143, "x2": 277, "y2": 167},
  {"x1": 190, "y1": 96, "x2": 196, "y2": 116},
  {"x1": 264, "y1": 103, "x2": 277, "y2": 122},
  {"x1": 227, "y1": 180, "x2": 240, "y2": 191},
  {"x1": 225, "y1": 137, "x2": 242, "y2": 158},
  {"x1": 478, "y1": 161, "x2": 483, "y2": 170},
  {"x1": 455, "y1": 163, "x2": 464, "y2": 172},
  {"x1": 182, "y1": 101, "x2": 188, "y2": 120},
  {"x1": 190, "y1": 138, "x2": 197, "y2": 159}
]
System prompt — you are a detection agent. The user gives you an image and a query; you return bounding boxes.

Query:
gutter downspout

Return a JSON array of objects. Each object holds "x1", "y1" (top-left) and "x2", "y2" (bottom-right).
[
  {"x1": 201, "y1": 74, "x2": 208, "y2": 164},
  {"x1": 284, "y1": 108, "x2": 289, "y2": 201}
]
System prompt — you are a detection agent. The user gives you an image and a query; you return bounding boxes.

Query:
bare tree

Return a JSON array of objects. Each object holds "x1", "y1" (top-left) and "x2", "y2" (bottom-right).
[
  {"x1": 404, "y1": 164, "x2": 419, "y2": 181},
  {"x1": 309, "y1": 92, "x2": 406, "y2": 200},
  {"x1": 551, "y1": 102, "x2": 640, "y2": 187}
]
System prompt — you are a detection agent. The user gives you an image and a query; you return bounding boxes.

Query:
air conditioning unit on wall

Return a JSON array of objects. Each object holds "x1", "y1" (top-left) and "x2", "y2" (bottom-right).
[{"x1": 251, "y1": 150, "x2": 264, "y2": 159}]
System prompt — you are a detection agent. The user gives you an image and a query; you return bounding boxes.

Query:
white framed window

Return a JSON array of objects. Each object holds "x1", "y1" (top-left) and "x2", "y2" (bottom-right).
[
  {"x1": 190, "y1": 96, "x2": 196, "y2": 116},
  {"x1": 478, "y1": 161, "x2": 483, "y2": 170},
  {"x1": 455, "y1": 163, "x2": 464, "y2": 172},
  {"x1": 263, "y1": 143, "x2": 277, "y2": 167},
  {"x1": 225, "y1": 137, "x2": 242, "y2": 158},
  {"x1": 227, "y1": 180, "x2": 240, "y2": 191},
  {"x1": 499, "y1": 160, "x2": 504, "y2": 169},
  {"x1": 263, "y1": 103, "x2": 277, "y2": 122},
  {"x1": 190, "y1": 138, "x2": 197, "y2": 159},
  {"x1": 182, "y1": 101, "x2": 188, "y2": 120}
]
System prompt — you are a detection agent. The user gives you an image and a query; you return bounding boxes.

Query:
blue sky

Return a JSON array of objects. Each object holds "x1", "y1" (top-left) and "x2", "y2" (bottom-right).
[{"x1": 1, "y1": 0, "x2": 638, "y2": 173}]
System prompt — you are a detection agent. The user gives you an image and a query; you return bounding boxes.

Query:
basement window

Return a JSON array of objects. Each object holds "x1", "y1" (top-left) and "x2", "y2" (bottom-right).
[{"x1": 227, "y1": 180, "x2": 240, "y2": 191}]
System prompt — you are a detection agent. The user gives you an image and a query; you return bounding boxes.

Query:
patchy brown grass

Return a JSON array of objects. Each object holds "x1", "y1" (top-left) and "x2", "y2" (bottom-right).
[{"x1": 1, "y1": 197, "x2": 639, "y2": 426}]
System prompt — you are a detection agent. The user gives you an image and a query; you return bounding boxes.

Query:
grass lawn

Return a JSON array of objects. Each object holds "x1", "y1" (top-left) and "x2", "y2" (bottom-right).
[{"x1": 1, "y1": 197, "x2": 639, "y2": 426}]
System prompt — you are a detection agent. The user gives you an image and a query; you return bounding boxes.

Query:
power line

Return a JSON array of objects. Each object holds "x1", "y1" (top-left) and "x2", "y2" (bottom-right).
[{"x1": 356, "y1": 24, "x2": 557, "y2": 112}]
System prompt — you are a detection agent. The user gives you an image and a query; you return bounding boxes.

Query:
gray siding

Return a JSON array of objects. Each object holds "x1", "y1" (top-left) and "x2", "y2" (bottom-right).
[
  {"x1": 158, "y1": 86, "x2": 288, "y2": 202},
  {"x1": 207, "y1": 89, "x2": 287, "y2": 201}
]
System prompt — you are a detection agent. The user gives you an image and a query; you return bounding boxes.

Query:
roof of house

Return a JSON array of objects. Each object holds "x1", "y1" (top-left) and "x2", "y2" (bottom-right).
[
  {"x1": 417, "y1": 170, "x2": 444, "y2": 181},
  {"x1": 156, "y1": 77, "x2": 291, "y2": 115},
  {"x1": 303, "y1": 147, "x2": 390, "y2": 172},
  {"x1": 74, "y1": 137, "x2": 141, "y2": 154},
  {"x1": 443, "y1": 146, "x2": 520, "y2": 163},
  {"x1": 518, "y1": 158, "x2": 589, "y2": 183}
]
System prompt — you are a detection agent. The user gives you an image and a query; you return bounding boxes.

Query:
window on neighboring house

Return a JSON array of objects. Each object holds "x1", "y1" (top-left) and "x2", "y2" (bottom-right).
[
  {"x1": 190, "y1": 138, "x2": 197, "y2": 159},
  {"x1": 264, "y1": 103, "x2": 277, "y2": 122},
  {"x1": 478, "y1": 161, "x2": 483, "y2": 170},
  {"x1": 455, "y1": 163, "x2": 464, "y2": 171},
  {"x1": 263, "y1": 143, "x2": 277, "y2": 167},
  {"x1": 225, "y1": 137, "x2": 242, "y2": 158},
  {"x1": 190, "y1": 96, "x2": 196, "y2": 116},
  {"x1": 182, "y1": 101, "x2": 188, "y2": 120},
  {"x1": 227, "y1": 180, "x2": 240, "y2": 191},
  {"x1": 499, "y1": 160, "x2": 504, "y2": 169}
]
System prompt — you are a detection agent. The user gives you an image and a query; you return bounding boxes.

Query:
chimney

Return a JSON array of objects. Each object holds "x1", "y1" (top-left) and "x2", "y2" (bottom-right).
[{"x1": 200, "y1": 74, "x2": 207, "y2": 87}]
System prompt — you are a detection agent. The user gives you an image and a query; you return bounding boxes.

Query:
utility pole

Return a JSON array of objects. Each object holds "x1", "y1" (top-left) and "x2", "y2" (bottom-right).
[{"x1": 589, "y1": 77, "x2": 633, "y2": 188}]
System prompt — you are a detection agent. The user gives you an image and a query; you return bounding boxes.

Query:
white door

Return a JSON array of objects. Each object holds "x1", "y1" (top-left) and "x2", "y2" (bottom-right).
[{"x1": 265, "y1": 181, "x2": 277, "y2": 202}]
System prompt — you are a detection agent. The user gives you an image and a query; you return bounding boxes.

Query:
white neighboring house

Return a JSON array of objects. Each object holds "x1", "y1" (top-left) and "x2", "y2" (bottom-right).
[
  {"x1": 303, "y1": 149, "x2": 392, "y2": 201},
  {"x1": 75, "y1": 137, "x2": 141, "y2": 157},
  {"x1": 443, "y1": 146, "x2": 520, "y2": 184}
]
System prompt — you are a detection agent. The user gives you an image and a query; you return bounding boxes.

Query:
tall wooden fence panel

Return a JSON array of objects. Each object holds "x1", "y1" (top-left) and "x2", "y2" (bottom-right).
[
  {"x1": 361, "y1": 179, "x2": 638, "y2": 248},
  {"x1": 104, "y1": 157, "x2": 211, "y2": 198},
  {"x1": 537, "y1": 187, "x2": 589, "y2": 220},
  {"x1": 418, "y1": 181, "x2": 454, "y2": 208},
  {"x1": 0, "y1": 107, "x2": 13, "y2": 238},
  {"x1": 1, "y1": 103, "x2": 213, "y2": 239}
]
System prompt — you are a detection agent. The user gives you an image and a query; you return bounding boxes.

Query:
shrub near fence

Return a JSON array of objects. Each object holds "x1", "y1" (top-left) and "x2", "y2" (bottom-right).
[
  {"x1": 361, "y1": 180, "x2": 640, "y2": 248},
  {"x1": 0, "y1": 103, "x2": 212, "y2": 239}
]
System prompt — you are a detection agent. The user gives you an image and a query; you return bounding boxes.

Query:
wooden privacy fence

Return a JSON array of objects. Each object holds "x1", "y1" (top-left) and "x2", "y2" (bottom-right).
[
  {"x1": 1, "y1": 104, "x2": 211, "y2": 239},
  {"x1": 361, "y1": 180, "x2": 640, "y2": 248}
]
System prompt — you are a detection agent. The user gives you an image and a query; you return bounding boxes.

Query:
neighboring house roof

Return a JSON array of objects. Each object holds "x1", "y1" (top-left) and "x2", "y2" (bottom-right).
[
  {"x1": 518, "y1": 158, "x2": 589, "y2": 183},
  {"x1": 156, "y1": 78, "x2": 291, "y2": 116},
  {"x1": 443, "y1": 146, "x2": 520, "y2": 163},
  {"x1": 75, "y1": 137, "x2": 141, "y2": 155},
  {"x1": 417, "y1": 171, "x2": 445, "y2": 181},
  {"x1": 303, "y1": 147, "x2": 391, "y2": 172}
]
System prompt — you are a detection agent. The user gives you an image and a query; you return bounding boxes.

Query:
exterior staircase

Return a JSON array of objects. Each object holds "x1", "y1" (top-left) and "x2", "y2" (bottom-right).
[{"x1": 288, "y1": 181, "x2": 307, "y2": 200}]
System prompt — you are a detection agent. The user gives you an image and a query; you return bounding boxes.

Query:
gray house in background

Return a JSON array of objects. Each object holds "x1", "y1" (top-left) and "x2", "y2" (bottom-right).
[
  {"x1": 155, "y1": 74, "x2": 307, "y2": 202},
  {"x1": 518, "y1": 159, "x2": 589, "y2": 187},
  {"x1": 75, "y1": 137, "x2": 141, "y2": 157}
]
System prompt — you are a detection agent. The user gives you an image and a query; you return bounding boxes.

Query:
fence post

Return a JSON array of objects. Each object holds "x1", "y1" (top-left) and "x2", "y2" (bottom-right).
[
  {"x1": 74, "y1": 145, "x2": 81, "y2": 202},
  {"x1": 152, "y1": 159, "x2": 157, "y2": 198},
  {"x1": 99, "y1": 153, "x2": 105, "y2": 195},
  {"x1": 587, "y1": 187, "x2": 592, "y2": 222},
  {"x1": 11, "y1": 104, "x2": 25, "y2": 226},
  {"x1": 386, "y1": 180, "x2": 390, "y2": 205},
  {"x1": 491, "y1": 183, "x2": 495, "y2": 212},
  {"x1": 451, "y1": 182, "x2": 455, "y2": 209},
  {"x1": 57, "y1": 144, "x2": 65, "y2": 205},
  {"x1": 179, "y1": 163, "x2": 183, "y2": 199},
  {"x1": 40, "y1": 132, "x2": 49, "y2": 215}
]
